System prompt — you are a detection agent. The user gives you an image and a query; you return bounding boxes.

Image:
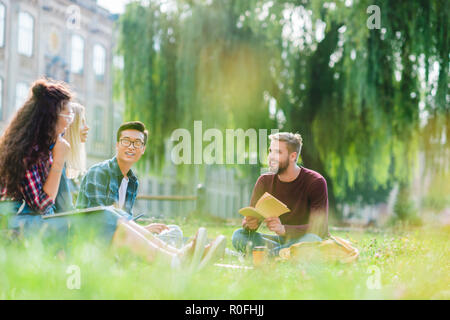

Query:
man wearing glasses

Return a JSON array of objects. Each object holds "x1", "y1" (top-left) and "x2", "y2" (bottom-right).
[{"x1": 76, "y1": 121, "x2": 184, "y2": 247}]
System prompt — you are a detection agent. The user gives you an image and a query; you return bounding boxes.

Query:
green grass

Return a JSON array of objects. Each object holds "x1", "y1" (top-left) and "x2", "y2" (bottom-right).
[{"x1": 0, "y1": 217, "x2": 449, "y2": 300}]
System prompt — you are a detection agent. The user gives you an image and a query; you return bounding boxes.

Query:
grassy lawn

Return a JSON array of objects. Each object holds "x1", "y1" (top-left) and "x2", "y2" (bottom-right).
[{"x1": 0, "y1": 217, "x2": 449, "y2": 300}]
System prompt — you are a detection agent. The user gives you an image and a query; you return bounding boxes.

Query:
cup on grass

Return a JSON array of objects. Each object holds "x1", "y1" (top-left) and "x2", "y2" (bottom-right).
[{"x1": 252, "y1": 246, "x2": 267, "y2": 266}]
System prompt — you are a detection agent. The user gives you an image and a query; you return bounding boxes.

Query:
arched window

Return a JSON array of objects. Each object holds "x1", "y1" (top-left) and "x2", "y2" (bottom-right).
[
  {"x1": 15, "y1": 82, "x2": 29, "y2": 110},
  {"x1": 18, "y1": 11, "x2": 34, "y2": 57},
  {"x1": 0, "y1": 3, "x2": 5, "y2": 48},
  {"x1": 0, "y1": 77, "x2": 3, "y2": 119},
  {"x1": 71, "y1": 34, "x2": 84, "y2": 74},
  {"x1": 93, "y1": 106, "x2": 104, "y2": 142},
  {"x1": 93, "y1": 44, "x2": 106, "y2": 78}
]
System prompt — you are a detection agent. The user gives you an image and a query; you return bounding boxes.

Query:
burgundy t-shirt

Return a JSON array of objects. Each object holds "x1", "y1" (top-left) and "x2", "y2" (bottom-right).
[{"x1": 247, "y1": 167, "x2": 329, "y2": 239}]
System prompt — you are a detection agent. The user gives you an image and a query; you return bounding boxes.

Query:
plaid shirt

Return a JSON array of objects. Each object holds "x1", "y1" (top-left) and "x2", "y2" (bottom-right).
[
  {"x1": 0, "y1": 150, "x2": 55, "y2": 214},
  {"x1": 76, "y1": 156, "x2": 138, "y2": 214}
]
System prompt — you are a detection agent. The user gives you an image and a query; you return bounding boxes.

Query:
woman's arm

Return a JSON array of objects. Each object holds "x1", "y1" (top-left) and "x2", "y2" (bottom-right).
[
  {"x1": 43, "y1": 160, "x2": 64, "y2": 201},
  {"x1": 43, "y1": 135, "x2": 71, "y2": 201}
]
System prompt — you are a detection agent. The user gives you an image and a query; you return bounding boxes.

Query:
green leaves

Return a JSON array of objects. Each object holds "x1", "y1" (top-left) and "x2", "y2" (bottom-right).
[{"x1": 117, "y1": 0, "x2": 448, "y2": 207}]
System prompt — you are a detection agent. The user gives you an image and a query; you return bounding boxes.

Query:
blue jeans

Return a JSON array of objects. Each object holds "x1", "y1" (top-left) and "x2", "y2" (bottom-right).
[
  {"x1": 232, "y1": 228, "x2": 322, "y2": 256},
  {"x1": 3, "y1": 204, "x2": 130, "y2": 249}
]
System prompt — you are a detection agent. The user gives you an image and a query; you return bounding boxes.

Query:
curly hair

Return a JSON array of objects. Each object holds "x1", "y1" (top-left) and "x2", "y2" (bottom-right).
[{"x1": 0, "y1": 78, "x2": 73, "y2": 198}]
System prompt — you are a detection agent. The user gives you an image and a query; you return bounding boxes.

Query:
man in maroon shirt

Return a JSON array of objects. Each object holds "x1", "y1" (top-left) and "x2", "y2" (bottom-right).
[{"x1": 232, "y1": 132, "x2": 329, "y2": 256}]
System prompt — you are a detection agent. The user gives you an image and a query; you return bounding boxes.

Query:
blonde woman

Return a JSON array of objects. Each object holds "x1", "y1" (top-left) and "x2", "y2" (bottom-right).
[
  {"x1": 54, "y1": 102, "x2": 89, "y2": 212},
  {"x1": 65, "y1": 102, "x2": 89, "y2": 181}
]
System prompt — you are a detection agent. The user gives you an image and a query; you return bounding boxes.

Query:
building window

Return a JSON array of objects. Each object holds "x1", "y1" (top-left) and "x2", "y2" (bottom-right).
[
  {"x1": 15, "y1": 82, "x2": 29, "y2": 110},
  {"x1": 0, "y1": 77, "x2": 3, "y2": 119},
  {"x1": 93, "y1": 106, "x2": 104, "y2": 142},
  {"x1": 0, "y1": 3, "x2": 5, "y2": 48},
  {"x1": 18, "y1": 11, "x2": 34, "y2": 57},
  {"x1": 113, "y1": 55, "x2": 124, "y2": 70},
  {"x1": 93, "y1": 44, "x2": 106, "y2": 78},
  {"x1": 71, "y1": 34, "x2": 84, "y2": 74}
]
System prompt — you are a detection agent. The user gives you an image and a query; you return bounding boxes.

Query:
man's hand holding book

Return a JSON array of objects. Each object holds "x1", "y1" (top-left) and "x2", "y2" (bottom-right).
[{"x1": 240, "y1": 193, "x2": 289, "y2": 236}]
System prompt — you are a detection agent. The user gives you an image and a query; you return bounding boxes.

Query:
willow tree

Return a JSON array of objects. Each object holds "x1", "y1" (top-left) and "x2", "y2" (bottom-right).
[
  {"x1": 118, "y1": 0, "x2": 448, "y2": 217},
  {"x1": 118, "y1": 2, "x2": 180, "y2": 169},
  {"x1": 118, "y1": 0, "x2": 279, "y2": 177},
  {"x1": 250, "y1": 0, "x2": 449, "y2": 216}
]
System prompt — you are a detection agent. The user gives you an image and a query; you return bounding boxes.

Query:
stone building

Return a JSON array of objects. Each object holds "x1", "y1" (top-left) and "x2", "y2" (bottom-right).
[{"x1": 0, "y1": 0, "x2": 120, "y2": 165}]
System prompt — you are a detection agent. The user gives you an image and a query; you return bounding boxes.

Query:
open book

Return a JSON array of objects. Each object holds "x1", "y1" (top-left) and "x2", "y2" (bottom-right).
[
  {"x1": 239, "y1": 192, "x2": 290, "y2": 220},
  {"x1": 42, "y1": 205, "x2": 116, "y2": 219}
]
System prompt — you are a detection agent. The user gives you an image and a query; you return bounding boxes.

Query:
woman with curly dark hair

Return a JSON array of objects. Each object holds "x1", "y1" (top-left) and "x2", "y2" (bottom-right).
[
  {"x1": 0, "y1": 79, "x2": 226, "y2": 268},
  {"x1": 0, "y1": 78, "x2": 73, "y2": 218}
]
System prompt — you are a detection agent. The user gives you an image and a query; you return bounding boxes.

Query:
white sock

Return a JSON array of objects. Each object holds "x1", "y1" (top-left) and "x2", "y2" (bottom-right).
[{"x1": 171, "y1": 254, "x2": 181, "y2": 269}]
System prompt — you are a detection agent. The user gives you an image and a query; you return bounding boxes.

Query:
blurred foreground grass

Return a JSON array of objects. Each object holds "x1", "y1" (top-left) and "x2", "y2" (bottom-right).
[{"x1": 0, "y1": 218, "x2": 449, "y2": 300}]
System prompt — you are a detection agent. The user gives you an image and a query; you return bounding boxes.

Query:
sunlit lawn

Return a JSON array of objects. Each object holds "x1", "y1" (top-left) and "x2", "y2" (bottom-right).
[{"x1": 0, "y1": 217, "x2": 449, "y2": 300}]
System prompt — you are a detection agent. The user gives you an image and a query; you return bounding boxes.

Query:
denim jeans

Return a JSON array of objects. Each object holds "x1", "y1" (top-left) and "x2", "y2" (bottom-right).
[
  {"x1": 231, "y1": 228, "x2": 322, "y2": 256},
  {"x1": 4, "y1": 205, "x2": 129, "y2": 248}
]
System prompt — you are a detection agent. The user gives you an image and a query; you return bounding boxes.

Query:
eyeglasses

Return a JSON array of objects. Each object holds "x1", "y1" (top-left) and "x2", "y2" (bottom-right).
[
  {"x1": 59, "y1": 111, "x2": 74, "y2": 123},
  {"x1": 120, "y1": 138, "x2": 145, "y2": 149}
]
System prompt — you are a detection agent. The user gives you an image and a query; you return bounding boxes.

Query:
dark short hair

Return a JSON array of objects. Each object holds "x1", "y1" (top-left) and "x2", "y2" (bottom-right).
[{"x1": 117, "y1": 121, "x2": 148, "y2": 145}]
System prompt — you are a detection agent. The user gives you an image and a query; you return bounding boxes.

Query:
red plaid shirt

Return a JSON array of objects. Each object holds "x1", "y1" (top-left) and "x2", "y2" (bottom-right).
[{"x1": 0, "y1": 150, "x2": 55, "y2": 214}]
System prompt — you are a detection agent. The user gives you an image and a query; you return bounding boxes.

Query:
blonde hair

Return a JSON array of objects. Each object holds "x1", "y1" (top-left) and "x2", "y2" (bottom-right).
[
  {"x1": 65, "y1": 102, "x2": 87, "y2": 180},
  {"x1": 269, "y1": 132, "x2": 303, "y2": 160}
]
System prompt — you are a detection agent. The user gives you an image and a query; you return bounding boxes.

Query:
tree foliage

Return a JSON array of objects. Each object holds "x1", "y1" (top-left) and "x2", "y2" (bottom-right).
[{"x1": 117, "y1": 0, "x2": 449, "y2": 210}]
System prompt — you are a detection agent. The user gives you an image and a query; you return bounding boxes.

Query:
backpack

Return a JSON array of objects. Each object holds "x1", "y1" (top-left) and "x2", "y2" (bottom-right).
[{"x1": 279, "y1": 235, "x2": 359, "y2": 263}]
